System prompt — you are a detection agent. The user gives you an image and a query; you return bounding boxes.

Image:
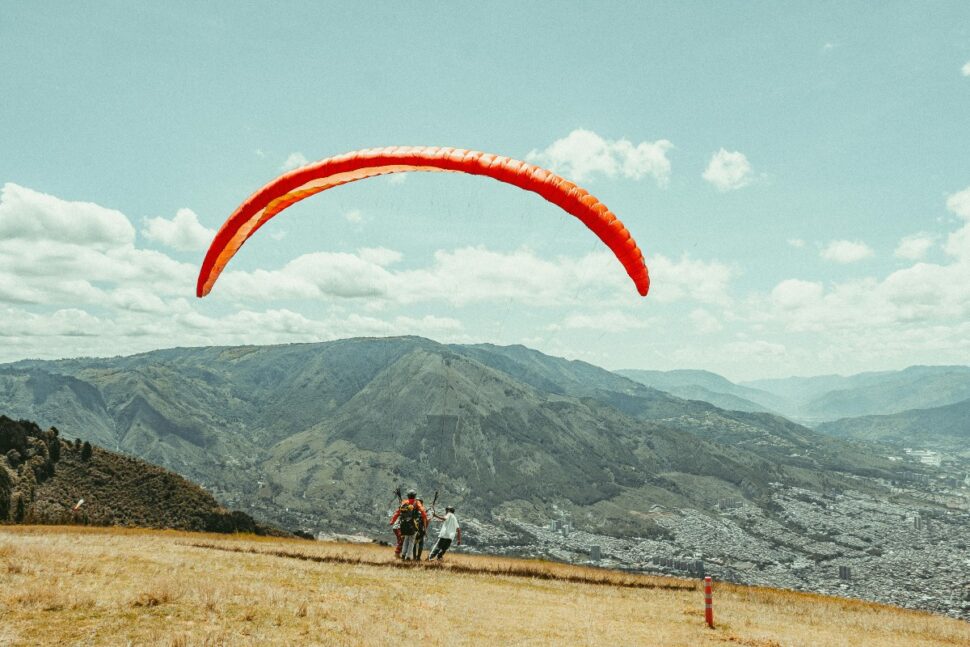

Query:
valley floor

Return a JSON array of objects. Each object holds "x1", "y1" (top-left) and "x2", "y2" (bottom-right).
[{"x1": 0, "y1": 526, "x2": 967, "y2": 647}]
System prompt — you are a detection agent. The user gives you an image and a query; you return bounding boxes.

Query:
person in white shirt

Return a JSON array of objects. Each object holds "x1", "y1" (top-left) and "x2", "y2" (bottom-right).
[{"x1": 428, "y1": 506, "x2": 461, "y2": 560}]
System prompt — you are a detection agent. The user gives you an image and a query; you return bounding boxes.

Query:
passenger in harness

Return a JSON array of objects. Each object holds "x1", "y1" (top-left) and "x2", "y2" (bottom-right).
[{"x1": 389, "y1": 489, "x2": 427, "y2": 560}]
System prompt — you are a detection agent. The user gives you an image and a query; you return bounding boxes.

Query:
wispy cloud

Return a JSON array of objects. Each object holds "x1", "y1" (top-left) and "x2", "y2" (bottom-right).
[
  {"x1": 281, "y1": 152, "x2": 309, "y2": 171},
  {"x1": 557, "y1": 311, "x2": 651, "y2": 331},
  {"x1": 0, "y1": 183, "x2": 134, "y2": 250},
  {"x1": 142, "y1": 208, "x2": 215, "y2": 252},
  {"x1": 894, "y1": 233, "x2": 935, "y2": 260},
  {"x1": 702, "y1": 149, "x2": 753, "y2": 191},
  {"x1": 947, "y1": 186, "x2": 970, "y2": 219},
  {"x1": 527, "y1": 129, "x2": 673, "y2": 186},
  {"x1": 690, "y1": 308, "x2": 722, "y2": 333},
  {"x1": 820, "y1": 240, "x2": 874, "y2": 263}
]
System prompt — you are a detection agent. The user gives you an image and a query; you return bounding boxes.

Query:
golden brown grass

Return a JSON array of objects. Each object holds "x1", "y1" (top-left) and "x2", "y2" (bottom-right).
[{"x1": 0, "y1": 525, "x2": 966, "y2": 647}]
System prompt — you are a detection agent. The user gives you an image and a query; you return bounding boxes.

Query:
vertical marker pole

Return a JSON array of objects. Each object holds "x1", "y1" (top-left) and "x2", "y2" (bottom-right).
[{"x1": 704, "y1": 576, "x2": 714, "y2": 629}]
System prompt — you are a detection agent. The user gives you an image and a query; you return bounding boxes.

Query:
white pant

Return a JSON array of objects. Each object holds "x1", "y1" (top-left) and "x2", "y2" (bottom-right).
[{"x1": 400, "y1": 534, "x2": 417, "y2": 560}]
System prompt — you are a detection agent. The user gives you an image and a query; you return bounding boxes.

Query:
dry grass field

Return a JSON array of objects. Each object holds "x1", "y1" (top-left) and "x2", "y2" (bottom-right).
[{"x1": 1, "y1": 526, "x2": 967, "y2": 646}]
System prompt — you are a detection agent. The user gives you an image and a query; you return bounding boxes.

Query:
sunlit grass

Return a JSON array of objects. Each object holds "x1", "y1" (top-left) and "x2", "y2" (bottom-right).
[{"x1": 0, "y1": 526, "x2": 966, "y2": 646}]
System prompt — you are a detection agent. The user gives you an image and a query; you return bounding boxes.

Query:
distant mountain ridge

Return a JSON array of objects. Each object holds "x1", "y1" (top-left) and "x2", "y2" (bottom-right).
[
  {"x1": 816, "y1": 397, "x2": 970, "y2": 450},
  {"x1": 0, "y1": 338, "x2": 910, "y2": 537},
  {"x1": 615, "y1": 369, "x2": 783, "y2": 414},
  {"x1": 615, "y1": 365, "x2": 970, "y2": 426}
]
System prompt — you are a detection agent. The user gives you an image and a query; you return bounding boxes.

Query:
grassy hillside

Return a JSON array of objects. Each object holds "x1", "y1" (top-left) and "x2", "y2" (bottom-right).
[{"x1": 1, "y1": 526, "x2": 966, "y2": 647}]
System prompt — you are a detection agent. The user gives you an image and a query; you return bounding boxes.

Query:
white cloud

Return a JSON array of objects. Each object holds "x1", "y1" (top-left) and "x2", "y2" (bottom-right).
[
  {"x1": 723, "y1": 339, "x2": 786, "y2": 359},
  {"x1": 218, "y1": 252, "x2": 393, "y2": 302},
  {"x1": 689, "y1": 308, "x2": 722, "y2": 333},
  {"x1": 344, "y1": 209, "x2": 364, "y2": 223},
  {"x1": 387, "y1": 173, "x2": 407, "y2": 185},
  {"x1": 945, "y1": 223, "x2": 970, "y2": 259},
  {"x1": 820, "y1": 240, "x2": 873, "y2": 263},
  {"x1": 0, "y1": 186, "x2": 195, "y2": 309},
  {"x1": 0, "y1": 307, "x2": 105, "y2": 338},
  {"x1": 142, "y1": 208, "x2": 215, "y2": 252},
  {"x1": 894, "y1": 233, "x2": 935, "y2": 260},
  {"x1": 396, "y1": 247, "x2": 618, "y2": 307},
  {"x1": 770, "y1": 279, "x2": 825, "y2": 310},
  {"x1": 527, "y1": 129, "x2": 673, "y2": 185},
  {"x1": 947, "y1": 186, "x2": 970, "y2": 220},
  {"x1": 281, "y1": 152, "x2": 309, "y2": 171},
  {"x1": 962, "y1": 61, "x2": 970, "y2": 77},
  {"x1": 0, "y1": 183, "x2": 134, "y2": 250},
  {"x1": 648, "y1": 255, "x2": 735, "y2": 305},
  {"x1": 357, "y1": 247, "x2": 402, "y2": 267},
  {"x1": 109, "y1": 288, "x2": 170, "y2": 314},
  {"x1": 787, "y1": 238, "x2": 805, "y2": 249},
  {"x1": 559, "y1": 311, "x2": 651, "y2": 331},
  {"x1": 215, "y1": 245, "x2": 719, "y2": 308},
  {"x1": 710, "y1": 187, "x2": 970, "y2": 375},
  {"x1": 702, "y1": 149, "x2": 753, "y2": 191}
]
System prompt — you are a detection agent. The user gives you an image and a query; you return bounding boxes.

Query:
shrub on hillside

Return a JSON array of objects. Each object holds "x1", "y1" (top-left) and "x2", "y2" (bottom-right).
[
  {"x1": 0, "y1": 416, "x2": 32, "y2": 455},
  {"x1": 13, "y1": 493, "x2": 26, "y2": 522},
  {"x1": 0, "y1": 465, "x2": 11, "y2": 519}
]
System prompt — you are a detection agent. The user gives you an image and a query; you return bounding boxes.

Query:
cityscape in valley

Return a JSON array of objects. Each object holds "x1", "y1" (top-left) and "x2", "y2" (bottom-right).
[{"x1": 2, "y1": 339, "x2": 968, "y2": 619}]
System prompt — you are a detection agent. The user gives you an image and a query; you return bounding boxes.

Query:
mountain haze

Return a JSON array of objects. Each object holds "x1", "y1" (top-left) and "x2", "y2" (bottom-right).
[
  {"x1": 744, "y1": 366, "x2": 970, "y2": 423},
  {"x1": 616, "y1": 368, "x2": 783, "y2": 414}
]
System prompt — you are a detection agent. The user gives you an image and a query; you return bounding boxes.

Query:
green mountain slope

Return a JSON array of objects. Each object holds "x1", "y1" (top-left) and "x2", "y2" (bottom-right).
[{"x1": 0, "y1": 338, "x2": 908, "y2": 536}]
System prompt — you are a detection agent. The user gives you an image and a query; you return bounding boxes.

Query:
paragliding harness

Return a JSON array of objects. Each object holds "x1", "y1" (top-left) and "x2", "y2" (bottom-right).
[{"x1": 398, "y1": 500, "x2": 421, "y2": 536}]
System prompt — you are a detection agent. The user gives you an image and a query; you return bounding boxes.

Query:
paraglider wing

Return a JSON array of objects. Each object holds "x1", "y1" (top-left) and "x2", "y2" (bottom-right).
[{"x1": 196, "y1": 146, "x2": 650, "y2": 297}]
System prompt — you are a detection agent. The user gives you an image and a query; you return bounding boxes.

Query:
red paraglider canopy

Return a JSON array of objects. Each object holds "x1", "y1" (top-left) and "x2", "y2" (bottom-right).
[{"x1": 196, "y1": 146, "x2": 650, "y2": 298}]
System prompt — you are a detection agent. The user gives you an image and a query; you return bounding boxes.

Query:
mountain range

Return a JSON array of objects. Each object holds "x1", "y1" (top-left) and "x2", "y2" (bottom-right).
[
  {"x1": 0, "y1": 337, "x2": 919, "y2": 537},
  {"x1": 615, "y1": 369, "x2": 784, "y2": 414},
  {"x1": 817, "y1": 398, "x2": 970, "y2": 452},
  {"x1": 619, "y1": 364, "x2": 970, "y2": 429}
]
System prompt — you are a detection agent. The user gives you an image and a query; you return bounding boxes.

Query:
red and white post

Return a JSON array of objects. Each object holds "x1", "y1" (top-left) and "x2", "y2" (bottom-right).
[{"x1": 704, "y1": 576, "x2": 714, "y2": 629}]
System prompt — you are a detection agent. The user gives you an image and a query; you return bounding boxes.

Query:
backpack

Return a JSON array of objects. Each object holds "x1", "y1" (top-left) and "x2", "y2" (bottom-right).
[{"x1": 398, "y1": 501, "x2": 419, "y2": 535}]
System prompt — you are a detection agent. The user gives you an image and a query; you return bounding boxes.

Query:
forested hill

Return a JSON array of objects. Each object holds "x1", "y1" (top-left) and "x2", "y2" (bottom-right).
[{"x1": 0, "y1": 415, "x2": 283, "y2": 534}]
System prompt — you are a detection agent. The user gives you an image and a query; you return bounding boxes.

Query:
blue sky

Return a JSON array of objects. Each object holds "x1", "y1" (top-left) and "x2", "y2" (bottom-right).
[{"x1": 1, "y1": 2, "x2": 969, "y2": 380}]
